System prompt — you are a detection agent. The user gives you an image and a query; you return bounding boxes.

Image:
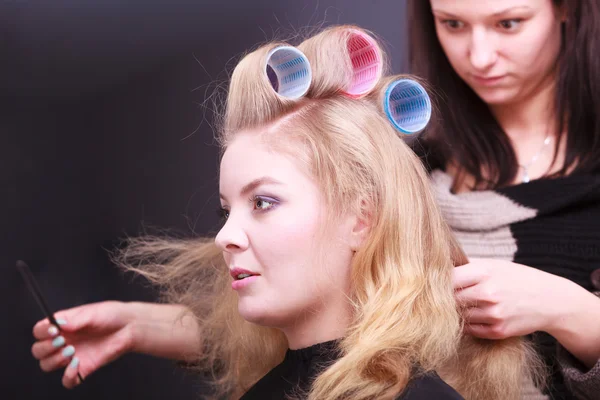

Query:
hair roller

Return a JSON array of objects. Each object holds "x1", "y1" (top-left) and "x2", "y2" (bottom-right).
[
  {"x1": 382, "y1": 78, "x2": 432, "y2": 135},
  {"x1": 345, "y1": 29, "x2": 383, "y2": 97},
  {"x1": 298, "y1": 26, "x2": 384, "y2": 98},
  {"x1": 265, "y1": 45, "x2": 312, "y2": 99},
  {"x1": 223, "y1": 43, "x2": 312, "y2": 134}
]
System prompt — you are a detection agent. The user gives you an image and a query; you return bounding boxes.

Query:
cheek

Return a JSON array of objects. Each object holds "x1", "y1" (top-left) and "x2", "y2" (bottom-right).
[
  {"x1": 511, "y1": 25, "x2": 562, "y2": 74},
  {"x1": 437, "y1": 33, "x2": 467, "y2": 70},
  {"x1": 254, "y1": 209, "x2": 322, "y2": 269}
]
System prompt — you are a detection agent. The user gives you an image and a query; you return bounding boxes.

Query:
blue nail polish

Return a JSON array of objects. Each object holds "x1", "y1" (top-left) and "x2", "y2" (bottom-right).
[
  {"x1": 69, "y1": 357, "x2": 79, "y2": 369},
  {"x1": 62, "y1": 345, "x2": 75, "y2": 357},
  {"x1": 52, "y1": 336, "x2": 65, "y2": 348},
  {"x1": 56, "y1": 318, "x2": 67, "y2": 326}
]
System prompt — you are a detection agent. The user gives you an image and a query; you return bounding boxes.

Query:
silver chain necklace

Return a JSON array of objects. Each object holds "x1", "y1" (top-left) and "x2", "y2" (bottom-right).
[{"x1": 519, "y1": 135, "x2": 551, "y2": 183}]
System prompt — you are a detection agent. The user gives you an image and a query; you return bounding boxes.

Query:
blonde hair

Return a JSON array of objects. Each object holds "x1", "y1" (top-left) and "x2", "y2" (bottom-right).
[{"x1": 117, "y1": 25, "x2": 543, "y2": 400}]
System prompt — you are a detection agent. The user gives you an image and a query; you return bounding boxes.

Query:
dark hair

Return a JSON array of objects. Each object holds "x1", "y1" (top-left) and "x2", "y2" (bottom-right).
[{"x1": 408, "y1": 0, "x2": 600, "y2": 189}]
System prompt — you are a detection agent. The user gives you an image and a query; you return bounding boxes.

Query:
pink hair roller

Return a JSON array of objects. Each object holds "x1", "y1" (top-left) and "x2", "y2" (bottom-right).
[{"x1": 345, "y1": 30, "x2": 383, "y2": 97}]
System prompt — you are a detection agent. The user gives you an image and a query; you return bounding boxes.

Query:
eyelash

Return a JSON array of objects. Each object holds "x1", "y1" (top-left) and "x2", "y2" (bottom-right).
[
  {"x1": 440, "y1": 18, "x2": 524, "y2": 31},
  {"x1": 441, "y1": 19, "x2": 465, "y2": 30},
  {"x1": 216, "y1": 207, "x2": 229, "y2": 221},
  {"x1": 217, "y1": 195, "x2": 278, "y2": 221},
  {"x1": 497, "y1": 19, "x2": 523, "y2": 30}
]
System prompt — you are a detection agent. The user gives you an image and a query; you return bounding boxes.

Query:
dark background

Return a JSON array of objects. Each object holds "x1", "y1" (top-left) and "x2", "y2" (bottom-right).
[{"x1": 1, "y1": 0, "x2": 409, "y2": 398}]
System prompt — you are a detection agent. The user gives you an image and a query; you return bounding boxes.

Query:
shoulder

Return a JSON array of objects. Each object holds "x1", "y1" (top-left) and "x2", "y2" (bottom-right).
[{"x1": 396, "y1": 372, "x2": 464, "y2": 400}]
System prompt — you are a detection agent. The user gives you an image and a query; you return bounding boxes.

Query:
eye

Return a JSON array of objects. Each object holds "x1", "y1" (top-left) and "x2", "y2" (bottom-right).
[
  {"x1": 498, "y1": 19, "x2": 523, "y2": 31},
  {"x1": 252, "y1": 196, "x2": 277, "y2": 212},
  {"x1": 216, "y1": 207, "x2": 229, "y2": 221},
  {"x1": 441, "y1": 19, "x2": 465, "y2": 30}
]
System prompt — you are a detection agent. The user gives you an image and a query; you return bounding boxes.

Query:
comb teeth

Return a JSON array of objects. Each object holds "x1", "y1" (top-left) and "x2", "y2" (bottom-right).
[
  {"x1": 346, "y1": 31, "x2": 382, "y2": 96},
  {"x1": 385, "y1": 79, "x2": 432, "y2": 134},
  {"x1": 266, "y1": 46, "x2": 312, "y2": 99}
]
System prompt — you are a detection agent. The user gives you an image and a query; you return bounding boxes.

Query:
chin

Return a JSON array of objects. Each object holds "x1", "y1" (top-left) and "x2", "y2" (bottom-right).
[
  {"x1": 237, "y1": 298, "x2": 280, "y2": 326},
  {"x1": 237, "y1": 299, "x2": 265, "y2": 323},
  {"x1": 237, "y1": 297, "x2": 299, "y2": 329},
  {"x1": 473, "y1": 89, "x2": 518, "y2": 106}
]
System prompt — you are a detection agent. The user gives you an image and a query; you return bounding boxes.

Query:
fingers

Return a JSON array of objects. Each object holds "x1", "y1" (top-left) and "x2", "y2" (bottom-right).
[
  {"x1": 462, "y1": 306, "x2": 504, "y2": 325},
  {"x1": 455, "y1": 280, "x2": 502, "y2": 308},
  {"x1": 462, "y1": 303, "x2": 509, "y2": 340},
  {"x1": 33, "y1": 318, "x2": 68, "y2": 340},
  {"x1": 33, "y1": 334, "x2": 84, "y2": 388},
  {"x1": 39, "y1": 345, "x2": 76, "y2": 373},
  {"x1": 464, "y1": 322, "x2": 506, "y2": 340},
  {"x1": 455, "y1": 285, "x2": 484, "y2": 308},
  {"x1": 33, "y1": 301, "x2": 125, "y2": 340},
  {"x1": 62, "y1": 357, "x2": 82, "y2": 389},
  {"x1": 453, "y1": 263, "x2": 487, "y2": 290},
  {"x1": 31, "y1": 335, "x2": 68, "y2": 360},
  {"x1": 33, "y1": 304, "x2": 102, "y2": 342}
]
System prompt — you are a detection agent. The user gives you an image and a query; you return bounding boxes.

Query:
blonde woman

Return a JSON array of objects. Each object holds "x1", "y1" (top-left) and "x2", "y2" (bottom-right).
[{"x1": 31, "y1": 26, "x2": 540, "y2": 399}]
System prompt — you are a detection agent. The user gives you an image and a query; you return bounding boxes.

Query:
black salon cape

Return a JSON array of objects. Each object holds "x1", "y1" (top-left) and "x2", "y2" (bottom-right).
[{"x1": 240, "y1": 340, "x2": 463, "y2": 399}]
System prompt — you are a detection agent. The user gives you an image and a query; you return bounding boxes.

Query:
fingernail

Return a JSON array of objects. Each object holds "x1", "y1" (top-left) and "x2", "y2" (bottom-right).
[
  {"x1": 62, "y1": 345, "x2": 75, "y2": 357},
  {"x1": 68, "y1": 357, "x2": 79, "y2": 369},
  {"x1": 56, "y1": 319, "x2": 67, "y2": 326},
  {"x1": 52, "y1": 336, "x2": 65, "y2": 348},
  {"x1": 48, "y1": 326, "x2": 59, "y2": 337}
]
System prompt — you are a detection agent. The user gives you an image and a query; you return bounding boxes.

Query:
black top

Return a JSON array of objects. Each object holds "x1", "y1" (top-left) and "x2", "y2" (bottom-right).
[
  {"x1": 240, "y1": 340, "x2": 463, "y2": 400},
  {"x1": 414, "y1": 140, "x2": 600, "y2": 400}
]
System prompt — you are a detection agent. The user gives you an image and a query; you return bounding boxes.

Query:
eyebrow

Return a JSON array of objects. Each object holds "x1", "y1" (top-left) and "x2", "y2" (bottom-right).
[
  {"x1": 219, "y1": 176, "x2": 283, "y2": 201},
  {"x1": 432, "y1": 6, "x2": 532, "y2": 19}
]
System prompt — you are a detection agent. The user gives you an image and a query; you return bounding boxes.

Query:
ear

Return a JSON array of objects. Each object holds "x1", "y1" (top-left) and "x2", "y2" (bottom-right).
[{"x1": 347, "y1": 200, "x2": 372, "y2": 251}]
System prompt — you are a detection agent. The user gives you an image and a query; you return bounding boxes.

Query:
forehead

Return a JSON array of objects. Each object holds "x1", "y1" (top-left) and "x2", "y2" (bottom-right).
[
  {"x1": 430, "y1": 0, "x2": 546, "y2": 15},
  {"x1": 219, "y1": 131, "x2": 312, "y2": 190}
]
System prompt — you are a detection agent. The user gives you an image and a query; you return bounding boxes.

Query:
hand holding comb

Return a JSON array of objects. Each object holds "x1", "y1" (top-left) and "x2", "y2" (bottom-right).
[{"x1": 17, "y1": 260, "x2": 85, "y2": 383}]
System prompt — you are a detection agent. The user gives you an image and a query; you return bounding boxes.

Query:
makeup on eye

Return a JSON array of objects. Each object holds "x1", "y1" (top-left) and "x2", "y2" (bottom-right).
[
  {"x1": 216, "y1": 207, "x2": 230, "y2": 221},
  {"x1": 249, "y1": 195, "x2": 279, "y2": 212},
  {"x1": 216, "y1": 194, "x2": 280, "y2": 221}
]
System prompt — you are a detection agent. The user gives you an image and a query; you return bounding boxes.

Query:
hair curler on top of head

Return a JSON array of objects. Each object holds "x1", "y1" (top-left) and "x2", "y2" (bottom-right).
[
  {"x1": 264, "y1": 45, "x2": 312, "y2": 99},
  {"x1": 222, "y1": 25, "x2": 431, "y2": 143}
]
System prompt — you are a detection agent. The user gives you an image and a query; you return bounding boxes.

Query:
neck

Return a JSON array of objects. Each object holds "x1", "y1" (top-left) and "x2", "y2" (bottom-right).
[
  {"x1": 489, "y1": 72, "x2": 558, "y2": 146},
  {"x1": 282, "y1": 297, "x2": 352, "y2": 350}
]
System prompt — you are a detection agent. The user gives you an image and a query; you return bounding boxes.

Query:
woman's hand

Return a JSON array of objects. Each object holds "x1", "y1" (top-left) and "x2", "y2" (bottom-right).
[
  {"x1": 454, "y1": 258, "x2": 600, "y2": 368},
  {"x1": 31, "y1": 301, "x2": 200, "y2": 389},
  {"x1": 452, "y1": 258, "x2": 566, "y2": 338},
  {"x1": 31, "y1": 301, "x2": 137, "y2": 389}
]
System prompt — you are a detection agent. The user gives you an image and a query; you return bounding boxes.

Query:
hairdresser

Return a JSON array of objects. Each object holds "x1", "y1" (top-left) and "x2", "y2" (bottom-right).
[{"x1": 407, "y1": 1, "x2": 600, "y2": 399}]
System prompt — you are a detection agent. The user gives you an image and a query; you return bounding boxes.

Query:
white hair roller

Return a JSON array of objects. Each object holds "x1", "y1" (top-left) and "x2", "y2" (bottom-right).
[{"x1": 265, "y1": 46, "x2": 312, "y2": 99}]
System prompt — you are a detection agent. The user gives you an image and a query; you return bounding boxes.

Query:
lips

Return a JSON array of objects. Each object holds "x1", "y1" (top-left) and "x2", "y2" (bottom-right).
[
  {"x1": 471, "y1": 75, "x2": 506, "y2": 85},
  {"x1": 229, "y1": 267, "x2": 260, "y2": 281}
]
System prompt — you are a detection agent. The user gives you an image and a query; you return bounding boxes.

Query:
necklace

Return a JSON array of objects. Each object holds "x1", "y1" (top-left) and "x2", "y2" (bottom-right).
[{"x1": 519, "y1": 135, "x2": 551, "y2": 183}]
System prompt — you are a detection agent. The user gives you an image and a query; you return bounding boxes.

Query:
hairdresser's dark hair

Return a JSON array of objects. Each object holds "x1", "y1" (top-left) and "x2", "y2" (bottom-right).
[{"x1": 408, "y1": 0, "x2": 600, "y2": 189}]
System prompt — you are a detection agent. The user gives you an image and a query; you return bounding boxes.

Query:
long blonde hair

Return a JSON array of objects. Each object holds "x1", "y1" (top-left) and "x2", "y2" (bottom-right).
[{"x1": 117, "y1": 25, "x2": 543, "y2": 400}]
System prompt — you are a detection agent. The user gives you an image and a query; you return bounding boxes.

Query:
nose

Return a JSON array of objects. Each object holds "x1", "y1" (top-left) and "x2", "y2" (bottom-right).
[
  {"x1": 468, "y1": 27, "x2": 497, "y2": 71},
  {"x1": 214, "y1": 213, "x2": 249, "y2": 253}
]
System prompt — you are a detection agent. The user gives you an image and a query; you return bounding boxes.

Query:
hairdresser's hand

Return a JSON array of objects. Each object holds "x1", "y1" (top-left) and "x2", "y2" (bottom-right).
[
  {"x1": 452, "y1": 258, "x2": 574, "y2": 339},
  {"x1": 31, "y1": 301, "x2": 200, "y2": 389}
]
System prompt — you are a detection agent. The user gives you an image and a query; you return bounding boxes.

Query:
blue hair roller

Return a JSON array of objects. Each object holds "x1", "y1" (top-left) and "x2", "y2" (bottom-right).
[
  {"x1": 265, "y1": 46, "x2": 312, "y2": 99},
  {"x1": 384, "y1": 79, "x2": 432, "y2": 134}
]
